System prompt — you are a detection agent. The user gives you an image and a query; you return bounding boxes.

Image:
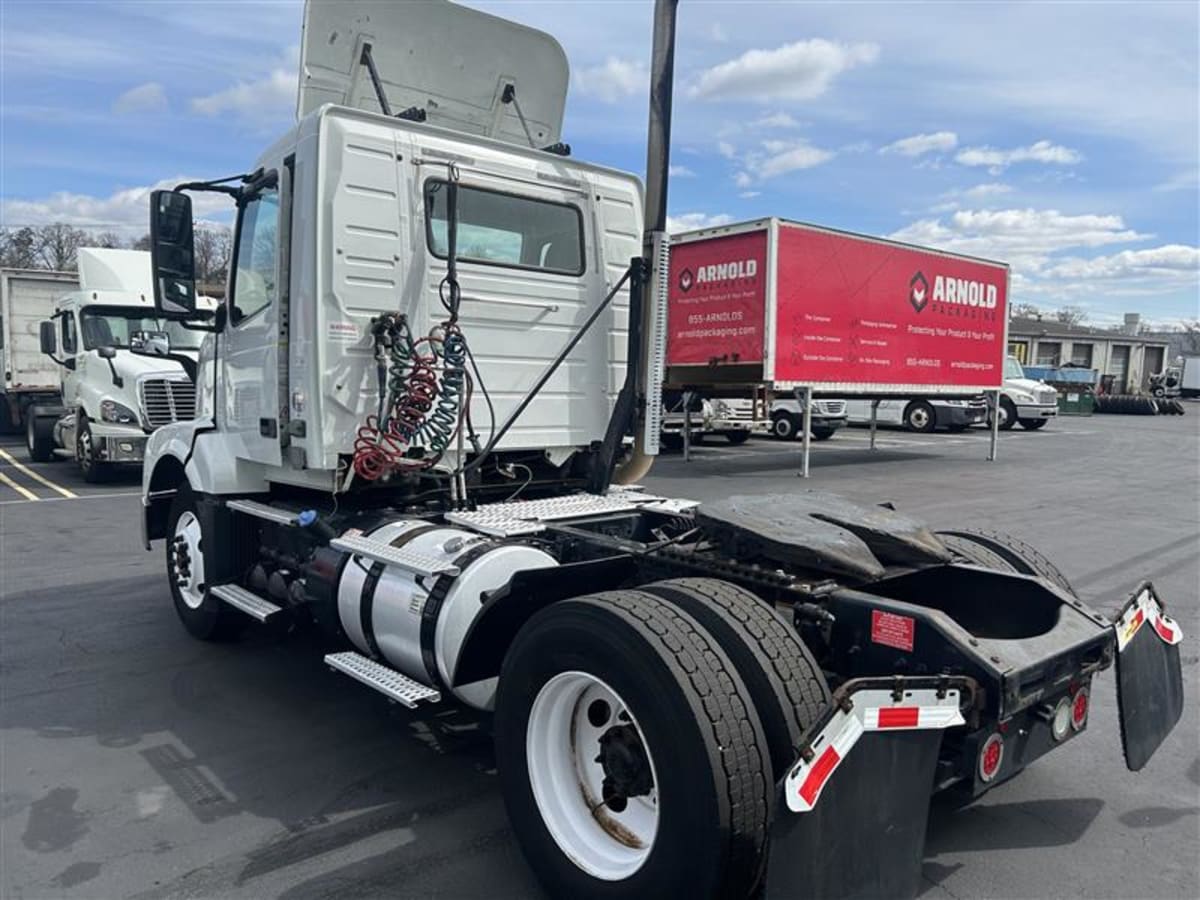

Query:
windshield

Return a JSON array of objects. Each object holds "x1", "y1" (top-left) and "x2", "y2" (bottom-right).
[
  {"x1": 1004, "y1": 357, "x2": 1026, "y2": 380},
  {"x1": 79, "y1": 307, "x2": 204, "y2": 351}
]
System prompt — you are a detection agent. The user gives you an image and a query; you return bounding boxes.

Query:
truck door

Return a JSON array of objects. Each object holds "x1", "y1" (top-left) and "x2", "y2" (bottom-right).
[
  {"x1": 58, "y1": 309, "x2": 81, "y2": 409},
  {"x1": 222, "y1": 182, "x2": 282, "y2": 466}
]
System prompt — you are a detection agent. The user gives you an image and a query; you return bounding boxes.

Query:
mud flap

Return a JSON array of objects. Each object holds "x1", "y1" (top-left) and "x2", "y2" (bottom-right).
[
  {"x1": 765, "y1": 730, "x2": 943, "y2": 900},
  {"x1": 764, "y1": 677, "x2": 975, "y2": 899},
  {"x1": 1114, "y1": 582, "x2": 1184, "y2": 771}
]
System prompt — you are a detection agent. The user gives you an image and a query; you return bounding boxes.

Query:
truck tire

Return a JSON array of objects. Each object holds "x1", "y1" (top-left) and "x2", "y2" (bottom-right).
[
  {"x1": 0, "y1": 399, "x2": 15, "y2": 435},
  {"x1": 935, "y1": 531, "x2": 1017, "y2": 572},
  {"x1": 903, "y1": 400, "x2": 936, "y2": 433},
  {"x1": 660, "y1": 432, "x2": 683, "y2": 452},
  {"x1": 1019, "y1": 418, "x2": 1048, "y2": 430},
  {"x1": 937, "y1": 528, "x2": 1076, "y2": 597},
  {"x1": 166, "y1": 487, "x2": 242, "y2": 641},
  {"x1": 771, "y1": 411, "x2": 800, "y2": 440},
  {"x1": 810, "y1": 426, "x2": 836, "y2": 441},
  {"x1": 75, "y1": 418, "x2": 109, "y2": 483},
  {"x1": 642, "y1": 578, "x2": 831, "y2": 781},
  {"x1": 26, "y1": 413, "x2": 56, "y2": 462},
  {"x1": 996, "y1": 396, "x2": 1017, "y2": 430},
  {"x1": 495, "y1": 590, "x2": 772, "y2": 900},
  {"x1": 724, "y1": 430, "x2": 750, "y2": 445}
]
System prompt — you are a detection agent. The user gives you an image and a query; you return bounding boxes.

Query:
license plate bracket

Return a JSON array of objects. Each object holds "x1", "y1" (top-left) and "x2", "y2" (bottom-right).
[{"x1": 1114, "y1": 581, "x2": 1184, "y2": 771}]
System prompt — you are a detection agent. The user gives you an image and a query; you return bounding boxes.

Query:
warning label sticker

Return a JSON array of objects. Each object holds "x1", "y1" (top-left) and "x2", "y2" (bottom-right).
[{"x1": 871, "y1": 610, "x2": 915, "y2": 652}]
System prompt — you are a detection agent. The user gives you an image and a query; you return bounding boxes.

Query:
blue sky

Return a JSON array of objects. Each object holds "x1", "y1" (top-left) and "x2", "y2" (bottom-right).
[{"x1": 2, "y1": 0, "x2": 1197, "y2": 325}]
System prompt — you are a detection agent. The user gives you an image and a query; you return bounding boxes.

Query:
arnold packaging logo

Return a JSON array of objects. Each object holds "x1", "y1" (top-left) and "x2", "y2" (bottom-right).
[
  {"x1": 678, "y1": 267, "x2": 694, "y2": 292},
  {"x1": 909, "y1": 271, "x2": 929, "y2": 313}
]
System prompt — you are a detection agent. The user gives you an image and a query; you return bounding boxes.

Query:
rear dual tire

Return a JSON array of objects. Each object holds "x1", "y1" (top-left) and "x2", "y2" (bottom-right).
[
  {"x1": 26, "y1": 414, "x2": 56, "y2": 462},
  {"x1": 496, "y1": 589, "x2": 775, "y2": 900}
]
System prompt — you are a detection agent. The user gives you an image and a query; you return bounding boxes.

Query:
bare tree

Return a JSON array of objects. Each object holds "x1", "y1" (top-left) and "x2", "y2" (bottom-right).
[
  {"x1": 91, "y1": 230, "x2": 125, "y2": 249},
  {"x1": 36, "y1": 223, "x2": 89, "y2": 271},
  {"x1": 1054, "y1": 305, "x2": 1088, "y2": 326},
  {"x1": 0, "y1": 227, "x2": 40, "y2": 268},
  {"x1": 131, "y1": 233, "x2": 153, "y2": 252},
  {"x1": 1181, "y1": 320, "x2": 1200, "y2": 355},
  {"x1": 1010, "y1": 302, "x2": 1043, "y2": 319},
  {"x1": 194, "y1": 225, "x2": 234, "y2": 283}
]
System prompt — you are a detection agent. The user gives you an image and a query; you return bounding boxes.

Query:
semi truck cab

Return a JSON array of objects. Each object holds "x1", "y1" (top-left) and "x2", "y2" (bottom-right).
[{"x1": 996, "y1": 354, "x2": 1059, "y2": 430}]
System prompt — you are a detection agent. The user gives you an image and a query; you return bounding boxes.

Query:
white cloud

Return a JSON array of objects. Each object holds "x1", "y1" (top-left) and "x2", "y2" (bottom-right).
[
  {"x1": 717, "y1": 141, "x2": 738, "y2": 159},
  {"x1": 669, "y1": 165, "x2": 696, "y2": 177},
  {"x1": 746, "y1": 140, "x2": 834, "y2": 180},
  {"x1": 879, "y1": 131, "x2": 958, "y2": 157},
  {"x1": 955, "y1": 139, "x2": 1083, "y2": 173},
  {"x1": 191, "y1": 69, "x2": 293, "y2": 119},
  {"x1": 963, "y1": 183, "x2": 1013, "y2": 199},
  {"x1": 690, "y1": 38, "x2": 879, "y2": 101},
  {"x1": 890, "y1": 208, "x2": 1149, "y2": 275},
  {"x1": 733, "y1": 171, "x2": 754, "y2": 189},
  {"x1": 1, "y1": 179, "x2": 234, "y2": 232},
  {"x1": 667, "y1": 213, "x2": 735, "y2": 233},
  {"x1": 1153, "y1": 170, "x2": 1199, "y2": 193},
  {"x1": 751, "y1": 112, "x2": 801, "y2": 129},
  {"x1": 574, "y1": 57, "x2": 647, "y2": 103},
  {"x1": 113, "y1": 82, "x2": 168, "y2": 115},
  {"x1": 739, "y1": 191, "x2": 762, "y2": 198},
  {"x1": 1040, "y1": 245, "x2": 1199, "y2": 280}
]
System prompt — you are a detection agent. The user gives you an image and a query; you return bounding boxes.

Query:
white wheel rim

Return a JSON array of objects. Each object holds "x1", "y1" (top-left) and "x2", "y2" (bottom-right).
[
  {"x1": 911, "y1": 408, "x2": 930, "y2": 429},
  {"x1": 526, "y1": 671, "x2": 659, "y2": 881},
  {"x1": 173, "y1": 511, "x2": 206, "y2": 610}
]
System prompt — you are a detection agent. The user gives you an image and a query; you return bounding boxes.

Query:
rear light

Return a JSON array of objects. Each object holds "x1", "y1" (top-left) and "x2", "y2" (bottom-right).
[
  {"x1": 979, "y1": 733, "x2": 1004, "y2": 783},
  {"x1": 1071, "y1": 687, "x2": 1089, "y2": 731},
  {"x1": 1046, "y1": 696, "x2": 1072, "y2": 742}
]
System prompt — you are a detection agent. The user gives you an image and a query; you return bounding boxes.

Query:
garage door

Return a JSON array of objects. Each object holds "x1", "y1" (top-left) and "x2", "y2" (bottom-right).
[
  {"x1": 1110, "y1": 345, "x2": 1130, "y2": 393},
  {"x1": 1143, "y1": 347, "x2": 1165, "y2": 388}
]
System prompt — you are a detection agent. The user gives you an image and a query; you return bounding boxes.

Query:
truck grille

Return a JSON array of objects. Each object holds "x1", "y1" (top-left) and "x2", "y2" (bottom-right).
[
  {"x1": 1036, "y1": 388, "x2": 1059, "y2": 405},
  {"x1": 139, "y1": 379, "x2": 197, "y2": 427},
  {"x1": 816, "y1": 400, "x2": 847, "y2": 416}
]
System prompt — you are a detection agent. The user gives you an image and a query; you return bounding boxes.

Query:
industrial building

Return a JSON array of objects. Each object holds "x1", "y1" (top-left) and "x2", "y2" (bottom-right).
[{"x1": 1007, "y1": 314, "x2": 1172, "y2": 393}]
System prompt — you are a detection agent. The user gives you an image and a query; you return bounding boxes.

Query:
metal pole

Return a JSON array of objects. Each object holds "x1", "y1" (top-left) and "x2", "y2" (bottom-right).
[
  {"x1": 682, "y1": 389, "x2": 693, "y2": 463},
  {"x1": 869, "y1": 399, "x2": 880, "y2": 450},
  {"x1": 797, "y1": 386, "x2": 812, "y2": 478},
  {"x1": 988, "y1": 389, "x2": 1001, "y2": 461}
]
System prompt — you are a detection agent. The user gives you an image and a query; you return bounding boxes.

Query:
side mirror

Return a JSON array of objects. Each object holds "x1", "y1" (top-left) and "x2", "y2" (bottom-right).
[
  {"x1": 150, "y1": 189, "x2": 197, "y2": 319},
  {"x1": 97, "y1": 346, "x2": 117, "y2": 360},
  {"x1": 39, "y1": 320, "x2": 57, "y2": 356},
  {"x1": 130, "y1": 330, "x2": 171, "y2": 356}
]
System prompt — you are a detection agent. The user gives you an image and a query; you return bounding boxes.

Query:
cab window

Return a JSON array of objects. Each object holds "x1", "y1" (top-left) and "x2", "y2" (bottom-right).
[
  {"x1": 61, "y1": 313, "x2": 77, "y2": 354},
  {"x1": 230, "y1": 188, "x2": 280, "y2": 325},
  {"x1": 425, "y1": 181, "x2": 585, "y2": 276}
]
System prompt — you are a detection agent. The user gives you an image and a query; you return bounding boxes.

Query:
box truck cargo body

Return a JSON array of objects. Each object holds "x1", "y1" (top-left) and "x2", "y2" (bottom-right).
[
  {"x1": 667, "y1": 218, "x2": 1010, "y2": 394},
  {"x1": 0, "y1": 268, "x2": 76, "y2": 431}
]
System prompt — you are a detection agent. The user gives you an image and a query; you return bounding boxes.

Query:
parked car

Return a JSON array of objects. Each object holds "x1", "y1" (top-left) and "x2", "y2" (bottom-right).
[{"x1": 842, "y1": 397, "x2": 988, "y2": 433}]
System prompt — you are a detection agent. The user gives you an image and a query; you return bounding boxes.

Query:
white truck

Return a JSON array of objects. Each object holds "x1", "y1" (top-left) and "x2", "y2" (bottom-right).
[
  {"x1": 0, "y1": 266, "x2": 76, "y2": 433},
  {"x1": 838, "y1": 396, "x2": 989, "y2": 433},
  {"x1": 994, "y1": 355, "x2": 1059, "y2": 430},
  {"x1": 136, "y1": 2, "x2": 1183, "y2": 898},
  {"x1": 25, "y1": 248, "x2": 212, "y2": 480}
]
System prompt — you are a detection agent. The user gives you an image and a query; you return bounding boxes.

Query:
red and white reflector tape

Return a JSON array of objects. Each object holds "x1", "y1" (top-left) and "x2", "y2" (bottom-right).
[
  {"x1": 1116, "y1": 588, "x2": 1183, "y2": 652},
  {"x1": 785, "y1": 687, "x2": 965, "y2": 813}
]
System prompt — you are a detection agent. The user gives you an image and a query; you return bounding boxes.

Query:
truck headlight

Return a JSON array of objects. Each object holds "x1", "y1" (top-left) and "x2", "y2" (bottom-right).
[
  {"x1": 1009, "y1": 391, "x2": 1034, "y2": 403},
  {"x1": 100, "y1": 399, "x2": 139, "y2": 425}
]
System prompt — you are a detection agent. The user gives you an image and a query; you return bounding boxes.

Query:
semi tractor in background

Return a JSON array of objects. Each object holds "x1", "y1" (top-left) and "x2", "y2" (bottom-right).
[
  {"x1": 133, "y1": 2, "x2": 1183, "y2": 899},
  {"x1": 994, "y1": 355, "x2": 1060, "y2": 430},
  {"x1": 24, "y1": 248, "x2": 213, "y2": 480},
  {"x1": 0, "y1": 266, "x2": 77, "y2": 433}
]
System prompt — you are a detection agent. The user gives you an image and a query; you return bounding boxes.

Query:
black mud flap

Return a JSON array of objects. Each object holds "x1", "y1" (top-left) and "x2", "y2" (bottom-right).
[
  {"x1": 1114, "y1": 582, "x2": 1184, "y2": 771},
  {"x1": 763, "y1": 676, "x2": 975, "y2": 900},
  {"x1": 765, "y1": 730, "x2": 943, "y2": 900}
]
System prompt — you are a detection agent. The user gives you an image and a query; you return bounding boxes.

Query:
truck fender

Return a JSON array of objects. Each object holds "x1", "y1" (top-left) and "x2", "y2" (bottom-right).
[
  {"x1": 143, "y1": 453, "x2": 192, "y2": 546},
  {"x1": 28, "y1": 403, "x2": 66, "y2": 420},
  {"x1": 449, "y1": 556, "x2": 637, "y2": 687}
]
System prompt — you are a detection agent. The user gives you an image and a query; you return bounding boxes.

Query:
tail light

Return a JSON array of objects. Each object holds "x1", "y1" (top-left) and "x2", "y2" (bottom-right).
[
  {"x1": 1071, "y1": 686, "x2": 1089, "y2": 731},
  {"x1": 1047, "y1": 696, "x2": 1072, "y2": 742},
  {"x1": 979, "y1": 733, "x2": 1004, "y2": 783}
]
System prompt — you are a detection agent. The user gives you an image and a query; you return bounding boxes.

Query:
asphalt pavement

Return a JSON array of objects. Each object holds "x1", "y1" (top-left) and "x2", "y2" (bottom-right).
[{"x1": 1, "y1": 413, "x2": 1198, "y2": 899}]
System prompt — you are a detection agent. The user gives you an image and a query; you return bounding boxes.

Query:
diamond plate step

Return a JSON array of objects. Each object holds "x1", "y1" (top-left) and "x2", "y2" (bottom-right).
[
  {"x1": 330, "y1": 534, "x2": 460, "y2": 577},
  {"x1": 226, "y1": 499, "x2": 300, "y2": 525},
  {"x1": 324, "y1": 652, "x2": 441, "y2": 707},
  {"x1": 210, "y1": 583, "x2": 282, "y2": 622}
]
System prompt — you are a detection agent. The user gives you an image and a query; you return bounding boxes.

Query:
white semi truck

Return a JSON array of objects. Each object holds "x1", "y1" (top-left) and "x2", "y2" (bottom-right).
[
  {"x1": 136, "y1": 3, "x2": 1183, "y2": 898},
  {"x1": 0, "y1": 266, "x2": 77, "y2": 433},
  {"x1": 25, "y1": 248, "x2": 213, "y2": 480}
]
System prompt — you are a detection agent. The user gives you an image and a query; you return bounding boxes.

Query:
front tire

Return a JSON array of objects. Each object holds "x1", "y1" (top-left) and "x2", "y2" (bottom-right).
[
  {"x1": 75, "y1": 417, "x2": 108, "y2": 483},
  {"x1": 996, "y1": 396, "x2": 1017, "y2": 430},
  {"x1": 496, "y1": 590, "x2": 771, "y2": 900},
  {"x1": 1019, "y1": 418, "x2": 1048, "y2": 430},
  {"x1": 810, "y1": 426, "x2": 836, "y2": 441},
  {"x1": 724, "y1": 430, "x2": 750, "y2": 445},
  {"x1": 903, "y1": 400, "x2": 937, "y2": 433},
  {"x1": 771, "y1": 412, "x2": 800, "y2": 440},
  {"x1": 166, "y1": 487, "x2": 241, "y2": 641}
]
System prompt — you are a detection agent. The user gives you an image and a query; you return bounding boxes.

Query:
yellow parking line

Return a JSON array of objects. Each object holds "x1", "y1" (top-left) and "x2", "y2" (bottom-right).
[
  {"x1": 0, "y1": 448, "x2": 77, "y2": 498},
  {"x1": 0, "y1": 468, "x2": 39, "y2": 501}
]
